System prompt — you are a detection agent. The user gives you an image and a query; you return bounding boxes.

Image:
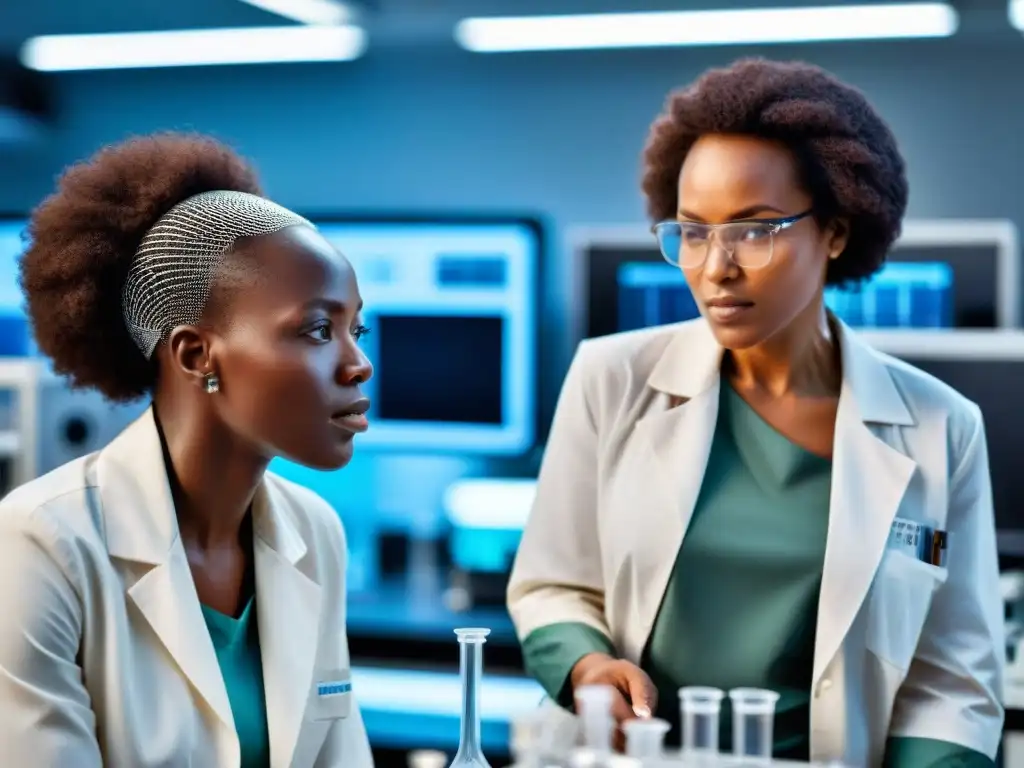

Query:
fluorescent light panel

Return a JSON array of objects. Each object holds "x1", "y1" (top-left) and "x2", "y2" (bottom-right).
[
  {"x1": 1011, "y1": 0, "x2": 1024, "y2": 31},
  {"x1": 20, "y1": 25, "x2": 367, "y2": 72},
  {"x1": 454, "y1": 3, "x2": 959, "y2": 53},
  {"x1": 236, "y1": 0, "x2": 350, "y2": 26}
]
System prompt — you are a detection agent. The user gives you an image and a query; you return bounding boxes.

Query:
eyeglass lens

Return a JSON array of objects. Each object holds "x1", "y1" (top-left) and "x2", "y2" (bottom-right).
[{"x1": 656, "y1": 221, "x2": 776, "y2": 268}]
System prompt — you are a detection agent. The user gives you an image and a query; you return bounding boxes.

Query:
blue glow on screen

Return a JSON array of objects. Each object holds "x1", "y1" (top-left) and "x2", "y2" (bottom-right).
[
  {"x1": 614, "y1": 260, "x2": 954, "y2": 332},
  {"x1": 825, "y1": 261, "x2": 953, "y2": 329},
  {"x1": 0, "y1": 221, "x2": 31, "y2": 356},
  {"x1": 0, "y1": 221, "x2": 27, "y2": 311},
  {"x1": 616, "y1": 262, "x2": 699, "y2": 332}
]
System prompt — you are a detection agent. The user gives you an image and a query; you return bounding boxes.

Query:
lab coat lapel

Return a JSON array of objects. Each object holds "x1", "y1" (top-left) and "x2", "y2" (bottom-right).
[
  {"x1": 628, "y1": 323, "x2": 722, "y2": 657},
  {"x1": 813, "y1": 324, "x2": 917, "y2": 684},
  {"x1": 253, "y1": 481, "x2": 322, "y2": 768},
  {"x1": 98, "y1": 409, "x2": 236, "y2": 736}
]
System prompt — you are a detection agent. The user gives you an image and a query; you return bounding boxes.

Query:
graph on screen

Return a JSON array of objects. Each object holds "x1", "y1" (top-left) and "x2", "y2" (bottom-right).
[
  {"x1": 825, "y1": 262, "x2": 953, "y2": 329},
  {"x1": 612, "y1": 260, "x2": 953, "y2": 333}
]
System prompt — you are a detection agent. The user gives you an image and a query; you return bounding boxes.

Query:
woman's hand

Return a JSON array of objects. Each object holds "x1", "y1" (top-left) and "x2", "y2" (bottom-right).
[{"x1": 570, "y1": 653, "x2": 659, "y2": 751}]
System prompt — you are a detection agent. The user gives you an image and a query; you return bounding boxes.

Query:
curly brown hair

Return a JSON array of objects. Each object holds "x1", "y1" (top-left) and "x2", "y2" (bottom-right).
[
  {"x1": 641, "y1": 58, "x2": 908, "y2": 286},
  {"x1": 20, "y1": 132, "x2": 262, "y2": 402}
]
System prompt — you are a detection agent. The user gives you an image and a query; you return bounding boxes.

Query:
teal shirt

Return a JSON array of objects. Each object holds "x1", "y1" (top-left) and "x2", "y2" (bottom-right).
[
  {"x1": 202, "y1": 598, "x2": 272, "y2": 768},
  {"x1": 643, "y1": 381, "x2": 830, "y2": 758},
  {"x1": 521, "y1": 382, "x2": 993, "y2": 767}
]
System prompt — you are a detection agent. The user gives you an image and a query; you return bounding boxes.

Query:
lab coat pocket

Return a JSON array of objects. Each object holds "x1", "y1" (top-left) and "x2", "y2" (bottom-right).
[{"x1": 865, "y1": 551, "x2": 948, "y2": 671}]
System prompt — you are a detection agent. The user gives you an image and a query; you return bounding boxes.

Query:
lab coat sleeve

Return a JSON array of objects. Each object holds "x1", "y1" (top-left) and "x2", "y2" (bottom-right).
[
  {"x1": 887, "y1": 406, "x2": 1005, "y2": 758},
  {"x1": 507, "y1": 341, "x2": 613, "y2": 648},
  {"x1": 0, "y1": 509, "x2": 103, "y2": 766}
]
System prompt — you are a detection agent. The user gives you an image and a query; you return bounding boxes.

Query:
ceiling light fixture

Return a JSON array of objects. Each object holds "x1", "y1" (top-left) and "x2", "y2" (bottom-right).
[
  {"x1": 20, "y1": 25, "x2": 367, "y2": 71},
  {"x1": 1010, "y1": 0, "x2": 1024, "y2": 30},
  {"x1": 454, "y1": 3, "x2": 959, "y2": 53}
]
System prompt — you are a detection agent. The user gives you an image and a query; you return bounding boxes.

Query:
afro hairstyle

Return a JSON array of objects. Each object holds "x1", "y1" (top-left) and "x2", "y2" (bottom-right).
[
  {"x1": 641, "y1": 57, "x2": 909, "y2": 286},
  {"x1": 20, "y1": 132, "x2": 263, "y2": 402}
]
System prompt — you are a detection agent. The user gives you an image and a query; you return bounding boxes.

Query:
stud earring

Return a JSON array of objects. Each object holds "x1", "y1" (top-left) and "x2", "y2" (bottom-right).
[{"x1": 203, "y1": 373, "x2": 220, "y2": 394}]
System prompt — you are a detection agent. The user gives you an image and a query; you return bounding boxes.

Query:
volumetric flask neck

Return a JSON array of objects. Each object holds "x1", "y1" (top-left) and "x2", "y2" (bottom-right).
[{"x1": 450, "y1": 628, "x2": 492, "y2": 768}]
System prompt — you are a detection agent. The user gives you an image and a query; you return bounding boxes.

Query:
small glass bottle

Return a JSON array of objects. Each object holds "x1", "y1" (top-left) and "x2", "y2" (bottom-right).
[{"x1": 449, "y1": 628, "x2": 492, "y2": 768}]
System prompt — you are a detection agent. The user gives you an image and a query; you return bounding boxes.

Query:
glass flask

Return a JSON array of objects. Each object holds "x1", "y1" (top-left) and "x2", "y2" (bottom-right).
[{"x1": 449, "y1": 628, "x2": 492, "y2": 768}]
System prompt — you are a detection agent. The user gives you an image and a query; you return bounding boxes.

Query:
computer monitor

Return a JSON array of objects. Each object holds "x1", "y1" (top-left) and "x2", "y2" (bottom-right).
[
  {"x1": 0, "y1": 218, "x2": 30, "y2": 357},
  {"x1": 312, "y1": 217, "x2": 541, "y2": 455},
  {"x1": 0, "y1": 218, "x2": 26, "y2": 311},
  {"x1": 571, "y1": 219, "x2": 1020, "y2": 341},
  {"x1": 859, "y1": 330, "x2": 1024, "y2": 554}
]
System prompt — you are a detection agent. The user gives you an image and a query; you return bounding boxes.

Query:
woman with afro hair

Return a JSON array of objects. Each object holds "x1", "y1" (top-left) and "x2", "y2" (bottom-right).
[
  {"x1": 509, "y1": 59, "x2": 1002, "y2": 766},
  {"x1": 0, "y1": 133, "x2": 375, "y2": 768}
]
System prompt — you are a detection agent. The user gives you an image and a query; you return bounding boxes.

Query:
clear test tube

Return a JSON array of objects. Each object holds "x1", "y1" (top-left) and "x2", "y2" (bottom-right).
[
  {"x1": 678, "y1": 686, "x2": 724, "y2": 754},
  {"x1": 622, "y1": 717, "x2": 671, "y2": 759},
  {"x1": 574, "y1": 684, "x2": 616, "y2": 755},
  {"x1": 728, "y1": 688, "x2": 780, "y2": 762}
]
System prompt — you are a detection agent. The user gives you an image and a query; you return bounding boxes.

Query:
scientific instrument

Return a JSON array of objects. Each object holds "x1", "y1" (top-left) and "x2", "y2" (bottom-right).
[
  {"x1": 574, "y1": 684, "x2": 616, "y2": 755},
  {"x1": 729, "y1": 688, "x2": 781, "y2": 762},
  {"x1": 678, "y1": 686, "x2": 724, "y2": 755},
  {"x1": 449, "y1": 628, "x2": 492, "y2": 768},
  {"x1": 622, "y1": 718, "x2": 670, "y2": 759}
]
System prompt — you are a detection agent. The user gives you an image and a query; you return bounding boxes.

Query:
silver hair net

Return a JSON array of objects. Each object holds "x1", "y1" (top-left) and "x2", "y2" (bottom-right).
[{"x1": 122, "y1": 189, "x2": 314, "y2": 358}]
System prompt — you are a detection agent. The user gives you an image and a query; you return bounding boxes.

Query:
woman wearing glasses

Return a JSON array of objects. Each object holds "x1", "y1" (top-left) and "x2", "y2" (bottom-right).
[{"x1": 508, "y1": 59, "x2": 1002, "y2": 766}]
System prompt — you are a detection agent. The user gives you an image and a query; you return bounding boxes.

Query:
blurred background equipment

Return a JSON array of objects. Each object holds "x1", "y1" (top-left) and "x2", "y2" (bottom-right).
[
  {"x1": 569, "y1": 218, "x2": 1020, "y2": 342},
  {"x1": 310, "y1": 217, "x2": 541, "y2": 455},
  {"x1": 3, "y1": 0, "x2": 1024, "y2": 764}
]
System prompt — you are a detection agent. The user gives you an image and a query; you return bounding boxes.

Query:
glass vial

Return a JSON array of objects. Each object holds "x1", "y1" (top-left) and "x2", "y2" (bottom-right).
[{"x1": 449, "y1": 627, "x2": 492, "y2": 768}]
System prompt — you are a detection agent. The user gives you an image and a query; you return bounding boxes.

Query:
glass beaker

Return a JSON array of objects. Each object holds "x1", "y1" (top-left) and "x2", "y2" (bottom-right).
[
  {"x1": 729, "y1": 688, "x2": 780, "y2": 762},
  {"x1": 678, "y1": 686, "x2": 724, "y2": 755},
  {"x1": 449, "y1": 628, "x2": 492, "y2": 768},
  {"x1": 622, "y1": 717, "x2": 670, "y2": 758}
]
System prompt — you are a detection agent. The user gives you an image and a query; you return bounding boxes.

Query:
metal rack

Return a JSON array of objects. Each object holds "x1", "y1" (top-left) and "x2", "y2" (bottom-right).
[{"x1": 0, "y1": 357, "x2": 40, "y2": 489}]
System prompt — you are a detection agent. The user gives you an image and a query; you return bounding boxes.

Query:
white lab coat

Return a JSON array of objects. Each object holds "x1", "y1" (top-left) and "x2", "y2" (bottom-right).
[
  {"x1": 508, "y1": 318, "x2": 1004, "y2": 766},
  {"x1": 0, "y1": 407, "x2": 374, "y2": 768}
]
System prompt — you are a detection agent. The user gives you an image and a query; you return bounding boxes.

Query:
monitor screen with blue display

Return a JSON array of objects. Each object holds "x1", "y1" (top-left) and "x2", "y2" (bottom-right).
[
  {"x1": 309, "y1": 218, "x2": 541, "y2": 455},
  {"x1": 611, "y1": 260, "x2": 954, "y2": 335},
  {"x1": 0, "y1": 219, "x2": 31, "y2": 356},
  {"x1": 0, "y1": 219, "x2": 26, "y2": 310},
  {"x1": 578, "y1": 221, "x2": 1014, "y2": 339}
]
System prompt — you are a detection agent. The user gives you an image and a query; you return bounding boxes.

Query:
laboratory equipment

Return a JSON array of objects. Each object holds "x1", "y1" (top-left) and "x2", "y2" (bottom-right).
[
  {"x1": 450, "y1": 627, "x2": 492, "y2": 768},
  {"x1": 510, "y1": 710, "x2": 547, "y2": 767},
  {"x1": 574, "y1": 684, "x2": 616, "y2": 755},
  {"x1": 622, "y1": 717, "x2": 670, "y2": 759},
  {"x1": 443, "y1": 477, "x2": 536, "y2": 608},
  {"x1": 36, "y1": 367, "x2": 148, "y2": 475},
  {"x1": 616, "y1": 262, "x2": 699, "y2": 334},
  {"x1": 0, "y1": 218, "x2": 26, "y2": 312},
  {"x1": 569, "y1": 218, "x2": 1019, "y2": 342},
  {"x1": 0, "y1": 218, "x2": 29, "y2": 358},
  {"x1": 510, "y1": 707, "x2": 581, "y2": 768},
  {"x1": 824, "y1": 262, "x2": 953, "y2": 329},
  {"x1": 729, "y1": 688, "x2": 781, "y2": 761},
  {"x1": 309, "y1": 217, "x2": 542, "y2": 455},
  {"x1": 678, "y1": 686, "x2": 724, "y2": 755},
  {"x1": 859, "y1": 330, "x2": 1024, "y2": 548}
]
